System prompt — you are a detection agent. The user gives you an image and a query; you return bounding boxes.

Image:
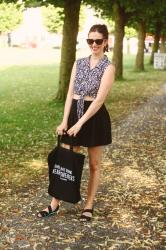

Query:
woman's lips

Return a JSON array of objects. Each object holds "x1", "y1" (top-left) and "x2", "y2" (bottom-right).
[{"x1": 91, "y1": 47, "x2": 98, "y2": 51}]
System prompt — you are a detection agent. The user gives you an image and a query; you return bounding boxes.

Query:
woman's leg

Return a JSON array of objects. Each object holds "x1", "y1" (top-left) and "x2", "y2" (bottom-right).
[{"x1": 84, "y1": 146, "x2": 103, "y2": 209}]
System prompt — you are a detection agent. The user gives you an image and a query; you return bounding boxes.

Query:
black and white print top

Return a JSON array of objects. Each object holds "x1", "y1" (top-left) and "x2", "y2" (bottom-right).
[{"x1": 74, "y1": 55, "x2": 111, "y2": 119}]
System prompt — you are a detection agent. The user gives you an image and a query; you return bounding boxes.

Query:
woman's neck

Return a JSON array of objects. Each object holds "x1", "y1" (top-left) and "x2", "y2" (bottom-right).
[
  {"x1": 91, "y1": 53, "x2": 104, "y2": 61},
  {"x1": 89, "y1": 53, "x2": 105, "y2": 70}
]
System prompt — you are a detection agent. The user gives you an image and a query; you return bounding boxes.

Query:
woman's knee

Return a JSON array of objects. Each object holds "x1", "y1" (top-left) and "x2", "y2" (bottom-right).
[
  {"x1": 88, "y1": 146, "x2": 102, "y2": 172},
  {"x1": 89, "y1": 159, "x2": 100, "y2": 172}
]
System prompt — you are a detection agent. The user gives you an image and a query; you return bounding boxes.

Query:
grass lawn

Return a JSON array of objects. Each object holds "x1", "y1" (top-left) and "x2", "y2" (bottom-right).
[{"x1": 0, "y1": 48, "x2": 166, "y2": 193}]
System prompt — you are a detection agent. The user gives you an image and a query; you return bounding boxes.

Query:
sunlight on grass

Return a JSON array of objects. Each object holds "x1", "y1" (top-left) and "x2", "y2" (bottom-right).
[{"x1": 22, "y1": 159, "x2": 47, "y2": 169}]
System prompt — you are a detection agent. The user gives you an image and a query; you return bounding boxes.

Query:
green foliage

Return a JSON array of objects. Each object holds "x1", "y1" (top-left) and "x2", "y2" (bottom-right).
[
  {"x1": 146, "y1": 1, "x2": 166, "y2": 36},
  {"x1": 41, "y1": 4, "x2": 64, "y2": 33},
  {"x1": 41, "y1": 0, "x2": 64, "y2": 8},
  {"x1": 0, "y1": 0, "x2": 64, "y2": 8},
  {"x1": 0, "y1": 2, "x2": 23, "y2": 32},
  {"x1": 84, "y1": 0, "x2": 166, "y2": 35},
  {"x1": 106, "y1": 19, "x2": 115, "y2": 34},
  {"x1": 94, "y1": 11, "x2": 115, "y2": 34},
  {"x1": 125, "y1": 26, "x2": 137, "y2": 39},
  {"x1": 23, "y1": 0, "x2": 43, "y2": 8}
]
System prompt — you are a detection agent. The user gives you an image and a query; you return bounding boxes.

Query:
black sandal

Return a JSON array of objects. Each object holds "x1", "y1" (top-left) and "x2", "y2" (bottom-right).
[
  {"x1": 37, "y1": 205, "x2": 59, "y2": 218},
  {"x1": 80, "y1": 208, "x2": 94, "y2": 222}
]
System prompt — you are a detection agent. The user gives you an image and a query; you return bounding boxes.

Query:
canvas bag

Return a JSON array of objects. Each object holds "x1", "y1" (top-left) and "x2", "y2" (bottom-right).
[{"x1": 48, "y1": 136, "x2": 85, "y2": 204}]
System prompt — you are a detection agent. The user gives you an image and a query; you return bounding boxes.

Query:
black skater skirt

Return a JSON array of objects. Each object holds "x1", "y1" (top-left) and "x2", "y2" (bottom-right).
[{"x1": 61, "y1": 99, "x2": 112, "y2": 147}]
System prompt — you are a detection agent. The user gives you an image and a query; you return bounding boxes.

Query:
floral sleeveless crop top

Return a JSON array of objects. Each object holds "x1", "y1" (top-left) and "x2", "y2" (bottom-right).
[{"x1": 74, "y1": 55, "x2": 111, "y2": 119}]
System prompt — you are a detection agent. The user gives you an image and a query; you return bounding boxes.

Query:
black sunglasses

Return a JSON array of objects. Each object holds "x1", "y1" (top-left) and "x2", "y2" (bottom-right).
[{"x1": 86, "y1": 39, "x2": 104, "y2": 45}]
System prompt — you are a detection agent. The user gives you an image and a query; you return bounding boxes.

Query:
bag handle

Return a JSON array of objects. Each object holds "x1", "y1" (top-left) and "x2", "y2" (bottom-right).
[{"x1": 57, "y1": 135, "x2": 73, "y2": 151}]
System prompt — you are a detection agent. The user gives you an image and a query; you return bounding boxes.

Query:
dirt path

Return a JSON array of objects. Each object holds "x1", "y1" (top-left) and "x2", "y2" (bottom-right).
[{"x1": 0, "y1": 84, "x2": 166, "y2": 250}]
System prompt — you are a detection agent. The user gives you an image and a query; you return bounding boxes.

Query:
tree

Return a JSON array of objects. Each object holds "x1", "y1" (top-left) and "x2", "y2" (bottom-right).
[
  {"x1": 148, "y1": 2, "x2": 166, "y2": 64},
  {"x1": 2, "y1": 0, "x2": 82, "y2": 101},
  {"x1": 149, "y1": 22, "x2": 161, "y2": 65},
  {"x1": 160, "y1": 36, "x2": 166, "y2": 53},
  {"x1": 56, "y1": 0, "x2": 82, "y2": 100},
  {"x1": 135, "y1": 22, "x2": 146, "y2": 71},
  {"x1": 111, "y1": 1, "x2": 127, "y2": 79},
  {"x1": 0, "y1": 2, "x2": 23, "y2": 33},
  {"x1": 125, "y1": 0, "x2": 152, "y2": 71},
  {"x1": 123, "y1": 0, "x2": 165, "y2": 71}
]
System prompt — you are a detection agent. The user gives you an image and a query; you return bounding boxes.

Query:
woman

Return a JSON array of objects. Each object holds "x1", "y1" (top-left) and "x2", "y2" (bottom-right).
[{"x1": 37, "y1": 24, "x2": 115, "y2": 221}]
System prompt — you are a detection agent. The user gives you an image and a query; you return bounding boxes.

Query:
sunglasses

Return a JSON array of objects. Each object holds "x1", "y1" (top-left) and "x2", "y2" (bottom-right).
[{"x1": 86, "y1": 39, "x2": 104, "y2": 45}]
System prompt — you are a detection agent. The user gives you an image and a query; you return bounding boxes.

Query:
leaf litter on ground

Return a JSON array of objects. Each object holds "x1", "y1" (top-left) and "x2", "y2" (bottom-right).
[{"x1": 0, "y1": 84, "x2": 166, "y2": 249}]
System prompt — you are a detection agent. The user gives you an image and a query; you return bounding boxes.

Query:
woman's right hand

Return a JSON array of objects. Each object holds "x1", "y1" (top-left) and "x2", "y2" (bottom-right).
[{"x1": 56, "y1": 121, "x2": 68, "y2": 135}]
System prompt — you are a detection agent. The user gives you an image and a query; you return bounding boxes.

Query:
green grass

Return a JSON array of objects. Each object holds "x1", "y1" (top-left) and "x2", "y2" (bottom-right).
[
  {"x1": 0, "y1": 51, "x2": 166, "y2": 192},
  {"x1": 0, "y1": 64, "x2": 63, "y2": 190}
]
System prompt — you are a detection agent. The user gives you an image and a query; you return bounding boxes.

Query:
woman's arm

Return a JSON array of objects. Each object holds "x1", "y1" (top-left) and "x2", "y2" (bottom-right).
[
  {"x1": 56, "y1": 62, "x2": 76, "y2": 135},
  {"x1": 67, "y1": 64, "x2": 115, "y2": 136},
  {"x1": 62, "y1": 62, "x2": 76, "y2": 123}
]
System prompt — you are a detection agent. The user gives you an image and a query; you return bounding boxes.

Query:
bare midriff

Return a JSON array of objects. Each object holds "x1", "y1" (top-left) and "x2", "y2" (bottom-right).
[{"x1": 73, "y1": 94, "x2": 95, "y2": 101}]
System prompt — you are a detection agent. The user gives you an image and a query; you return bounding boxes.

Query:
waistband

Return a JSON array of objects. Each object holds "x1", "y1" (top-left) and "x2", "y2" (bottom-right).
[
  {"x1": 72, "y1": 98, "x2": 92, "y2": 103},
  {"x1": 73, "y1": 94, "x2": 95, "y2": 101}
]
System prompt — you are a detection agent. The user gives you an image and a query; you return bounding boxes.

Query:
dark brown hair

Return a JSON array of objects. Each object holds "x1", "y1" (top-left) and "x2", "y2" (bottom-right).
[{"x1": 88, "y1": 24, "x2": 109, "y2": 52}]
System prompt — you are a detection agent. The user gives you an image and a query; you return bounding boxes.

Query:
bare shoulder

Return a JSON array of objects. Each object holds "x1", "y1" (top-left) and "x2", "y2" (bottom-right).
[
  {"x1": 106, "y1": 63, "x2": 115, "y2": 74},
  {"x1": 102, "y1": 63, "x2": 115, "y2": 79}
]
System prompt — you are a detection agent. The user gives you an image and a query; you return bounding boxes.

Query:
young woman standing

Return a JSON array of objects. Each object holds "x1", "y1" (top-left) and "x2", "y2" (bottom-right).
[{"x1": 37, "y1": 24, "x2": 115, "y2": 221}]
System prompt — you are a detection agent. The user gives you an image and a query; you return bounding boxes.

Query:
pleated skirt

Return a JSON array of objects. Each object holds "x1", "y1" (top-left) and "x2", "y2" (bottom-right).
[{"x1": 61, "y1": 99, "x2": 112, "y2": 147}]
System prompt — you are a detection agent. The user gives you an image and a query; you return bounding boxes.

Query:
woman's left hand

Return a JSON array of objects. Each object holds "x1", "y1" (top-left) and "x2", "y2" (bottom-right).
[{"x1": 67, "y1": 122, "x2": 82, "y2": 137}]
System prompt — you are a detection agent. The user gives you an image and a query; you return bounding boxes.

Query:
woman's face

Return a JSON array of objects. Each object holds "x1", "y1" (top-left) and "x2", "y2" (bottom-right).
[{"x1": 87, "y1": 31, "x2": 107, "y2": 55}]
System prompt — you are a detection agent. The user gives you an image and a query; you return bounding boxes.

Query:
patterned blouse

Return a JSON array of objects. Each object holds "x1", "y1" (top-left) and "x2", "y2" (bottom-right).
[{"x1": 73, "y1": 55, "x2": 111, "y2": 119}]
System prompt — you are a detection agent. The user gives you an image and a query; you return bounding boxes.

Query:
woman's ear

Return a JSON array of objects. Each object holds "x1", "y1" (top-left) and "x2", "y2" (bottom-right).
[{"x1": 104, "y1": 40, "x2": 109, "y2": 52}]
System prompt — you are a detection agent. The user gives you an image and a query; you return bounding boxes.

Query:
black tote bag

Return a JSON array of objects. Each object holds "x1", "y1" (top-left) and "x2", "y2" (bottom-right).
[{"x1": 48, "y1": 136, "x2": 85, "y2": 204}]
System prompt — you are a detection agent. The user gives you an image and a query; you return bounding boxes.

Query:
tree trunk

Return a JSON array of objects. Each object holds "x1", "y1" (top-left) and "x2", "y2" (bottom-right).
[
  {"x1": 112, "y1": 2, "x2": 125, "y2": 80},
  {"x1": 56, "y1": 0, "x2": 81, "y2": 101},
  {"x1": 160, "y1": 36, "x2": 166, "y2": 53},
  {"x1": 135, "y1": 22, "x2": 146, "y2": 71},
  {"x1": 149, "y1": 23, "x2": 161, "y2": 65}
]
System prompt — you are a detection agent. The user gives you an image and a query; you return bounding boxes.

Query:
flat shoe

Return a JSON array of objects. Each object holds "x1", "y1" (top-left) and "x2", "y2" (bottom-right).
[
  {"x1": 37, "y1": 205, "x2": 59, "y2": 218},
  {"x1": 80, "y1": 208, "x2": 93, "y2": 222}
]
